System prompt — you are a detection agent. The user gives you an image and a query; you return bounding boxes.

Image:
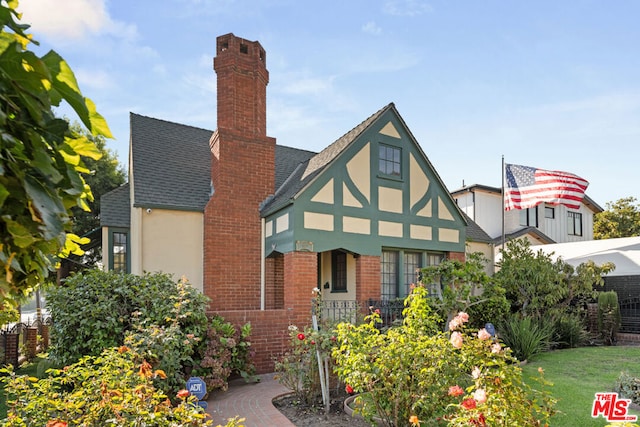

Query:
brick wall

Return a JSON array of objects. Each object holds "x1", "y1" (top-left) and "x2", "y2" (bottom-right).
[
  {"x1": 448, "y1": 251, "x2": 466, "y2": 262},
  {"x1": 212, "y1": 309, "x2": 292, "y2": 374},
  {"x1": 356, "y1": 255, "x2": 381, "y2": 314}
]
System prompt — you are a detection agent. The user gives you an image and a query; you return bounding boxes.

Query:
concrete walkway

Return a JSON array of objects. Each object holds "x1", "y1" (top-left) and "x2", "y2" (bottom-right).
[{"x1": 206, "y1": 373, "x2": 295, "y2": 426}]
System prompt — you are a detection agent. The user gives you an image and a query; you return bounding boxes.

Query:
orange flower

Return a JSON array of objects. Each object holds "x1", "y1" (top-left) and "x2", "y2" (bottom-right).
[
  {"x1": 138, "y1": 360, "x2": 152, "y2": 379},
  {"x1": 409, "y1": 415, "x2": 420, "y2": 425},
  {"x1": 46, "y1": 421, "x2": 68, "y2": 427},
  {"x1": 176, "y1": 389, "x2": 190, "y2": 399},
  {"x1": 117, "y1": 345, "x2": 129, "y2": 353},
  {"x1": 154, "y1": 369, "x2": 167, "y2": 379}
]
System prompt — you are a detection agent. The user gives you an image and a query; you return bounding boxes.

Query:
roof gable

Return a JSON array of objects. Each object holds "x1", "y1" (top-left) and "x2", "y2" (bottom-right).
[{"x1": 263, "y1": 103, "x2": 468, "y2": 255}]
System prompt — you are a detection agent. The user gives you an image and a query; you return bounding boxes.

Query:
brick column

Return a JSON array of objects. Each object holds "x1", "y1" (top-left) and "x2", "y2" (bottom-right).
[
  {"x1": 4, "y1": 333, "x2": 19, "y2": 366},
  {"x1": 448, "y1": 251, "x2": 466, "y2": 262},
  {"x1": 356, "y1": 255, "x2": 381, "y2": 310},
  {"x1": 283, "y1": 251, "x2": 318, "y2": 328},
  {"x1": 26, "y1": 327, "x2": 38, "y2": 360}
]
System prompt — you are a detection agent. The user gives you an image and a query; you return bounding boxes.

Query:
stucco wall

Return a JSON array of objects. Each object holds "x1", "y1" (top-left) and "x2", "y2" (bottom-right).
[{"x1": 139, "y1": 208, "x2": 203, "y2": 291}]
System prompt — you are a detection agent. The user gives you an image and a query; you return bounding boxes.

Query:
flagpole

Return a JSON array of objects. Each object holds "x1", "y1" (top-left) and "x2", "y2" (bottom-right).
[{"x1": 501, "y1": 155, "x2": 505, "y2": 249}]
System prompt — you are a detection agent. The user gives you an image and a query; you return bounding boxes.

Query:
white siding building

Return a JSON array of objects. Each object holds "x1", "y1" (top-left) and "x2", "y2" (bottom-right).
[{"x1": 451, "y1": 184, "x2": 603, "y2": 248}]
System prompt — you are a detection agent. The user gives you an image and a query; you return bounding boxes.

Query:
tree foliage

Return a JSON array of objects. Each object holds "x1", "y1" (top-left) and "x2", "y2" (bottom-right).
[
  {"x1": 594, "y1": 197, "x2": 640, "y2": 240},
  {"x1": 495, "y1": 239, "x2": 614, "y2": 318},
  {"x1": 0, "y1": 0, "x2": 112, "y2": 305}
]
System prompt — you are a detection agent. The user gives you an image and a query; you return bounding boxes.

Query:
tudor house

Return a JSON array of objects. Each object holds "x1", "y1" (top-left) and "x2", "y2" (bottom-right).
[{"x1": 101, "y1": 33, "x2": 470, "y2": 371}]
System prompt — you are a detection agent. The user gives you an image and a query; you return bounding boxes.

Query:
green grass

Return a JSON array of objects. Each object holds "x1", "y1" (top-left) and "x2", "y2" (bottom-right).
[{"x1": 522, "y1": 346, "x2": 640, "y2": 427}]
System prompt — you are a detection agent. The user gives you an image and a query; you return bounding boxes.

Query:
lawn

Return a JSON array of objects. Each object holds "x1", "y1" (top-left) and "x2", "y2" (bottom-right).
[{"x1": 522, "y1": 346, "x2": 640, "y2": 427}]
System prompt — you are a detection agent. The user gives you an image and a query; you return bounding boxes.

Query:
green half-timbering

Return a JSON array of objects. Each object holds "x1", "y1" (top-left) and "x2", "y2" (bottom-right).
[{"x1": 264, "y1": 104, "x2": 466, "y2": 257}]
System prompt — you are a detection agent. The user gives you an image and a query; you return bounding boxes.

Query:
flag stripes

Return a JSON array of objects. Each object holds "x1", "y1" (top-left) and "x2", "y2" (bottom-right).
[{"x1": 504, "y1": 164, "x2": 588, "y2": 211}]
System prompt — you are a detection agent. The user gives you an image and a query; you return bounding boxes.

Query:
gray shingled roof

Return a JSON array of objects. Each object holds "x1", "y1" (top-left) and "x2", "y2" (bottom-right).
[
  {"x1": 101, "y1": 183, "x2": 130, "y2": 227},
  {"x1": 462, "y1": 212, "x2": 493, "y2": 243},
  {"x1": 131, "y1": 113, "x2": 213, "y2": 211}
]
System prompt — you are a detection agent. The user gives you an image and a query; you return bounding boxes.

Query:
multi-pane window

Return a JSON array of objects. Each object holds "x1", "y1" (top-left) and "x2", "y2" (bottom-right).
[
  {"x1": 381, "y1": 250, "x2": 444, "y2": 300},
  {"x1": 332, "y1": 250, "x2": 347, "y2": 292},
  {"x1": 545, "y1": 206, "x2": 555, "y2": 219},
  {"x1": 568, "y1": 211, "x2": 583, "y2": 236},
  {"x1": 112, "y1": 232, "x2": 128, "y2": 272},
  {"x1": 381, "y1": 250, "x2": 399, "y2": 300},
  {"x1": 403, "y1": 252, "x2": 422, "y2": 298},
  {"x1": 519, "y1": 206, "x2": 538, "y2": 227},
  {"x1": 378, "y1": 144, "x2": 401, "y2": 177}
]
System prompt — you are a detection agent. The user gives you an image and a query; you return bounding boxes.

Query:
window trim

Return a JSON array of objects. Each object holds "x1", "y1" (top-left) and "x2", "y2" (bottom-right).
[
  {"x1": 545, "y1": 206, "x2": 555, "y2": 219},
  {"x1": 567, "y1": 211, "x2": 583, "y2": 236},
  {"x1": 108, "y1": 228, "x2": 130, "y2": 273},
  {"x1": 331, "y1": 250, "x2": 347, "y2": 293},
  {"x1": 378, "y1": 143, "x2": 402, "y2": 179}
]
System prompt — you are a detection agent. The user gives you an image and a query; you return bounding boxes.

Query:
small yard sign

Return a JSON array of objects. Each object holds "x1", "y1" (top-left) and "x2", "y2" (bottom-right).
[{"x1": 186, "y1": 376, "x2": 207, "y2": 400}]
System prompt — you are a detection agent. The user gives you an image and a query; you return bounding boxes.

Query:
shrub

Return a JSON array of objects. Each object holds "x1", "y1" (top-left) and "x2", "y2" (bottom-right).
[
  {"x1": 192, "y1": 315, "x2": 255, "y2": 393},
  {"x1": 551, "y1": 312, "x2": 589, "y2": 349},
  {"x1": 614, "y1": 371, "x2": 640, "y2": 406},
  {"x1": 1, "y1": 346, "x2": 213, "y2": 426},
  {"x1": 598, "y1": 291, "x2": 620, "y2": 345},
  {"x1": 333, "y1": 285, "x2": 556, "y2": 426},
  {"x1": 47, "y1": 271, "x2": 209, "y2": 366},
  {"x1": 497, "y1": 315, "x2": 553, "y2": 361}
]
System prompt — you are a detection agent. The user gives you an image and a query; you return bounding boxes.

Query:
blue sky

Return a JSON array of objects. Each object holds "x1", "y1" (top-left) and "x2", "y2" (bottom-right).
[{"x1": 18, "y1": 0, "x2": 640, "y2": 207}]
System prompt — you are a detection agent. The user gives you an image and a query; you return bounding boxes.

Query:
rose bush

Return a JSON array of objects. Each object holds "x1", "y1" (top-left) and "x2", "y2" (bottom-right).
[
  {"x1": 1, "y1": 346, "x2": 214, "y2": 426},
  {"x1": 332, "y1": 285, "x2": 556, "y2": 426}
]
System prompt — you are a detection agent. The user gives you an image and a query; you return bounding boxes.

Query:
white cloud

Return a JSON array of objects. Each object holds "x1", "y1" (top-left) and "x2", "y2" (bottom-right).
[
  {"x1": 73, "y1": 68, "x2": 114, "y2": 90},
  {"x1": 362, "y1": 21, "x2": 382, "y2": 35},
  {"x1": 383, "y1": 0, "x2": 433, "y2": 17},
  {"x1": 18, "y1": 0, "x2": 137, "y2": 43}
]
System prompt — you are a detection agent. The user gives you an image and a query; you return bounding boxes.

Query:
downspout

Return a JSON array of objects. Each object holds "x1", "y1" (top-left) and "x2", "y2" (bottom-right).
[{"x1": 261, "y1": 217, "x2": 265, "y2": 310}]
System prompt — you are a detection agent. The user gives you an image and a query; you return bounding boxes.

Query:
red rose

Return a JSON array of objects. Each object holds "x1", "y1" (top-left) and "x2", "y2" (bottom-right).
[
  {"x1": 297, "y1": 333, "x2": 305, "y2": 340},
  {"x1": 345, "y1": 384, "x2": 354, "y2": 394},
  {"x1": 461, "y1": 398, "x2": 477, "y2": 410},
  {"x1": 176, "y1": 389, "x2": 190, "y2": 399},
  {"x1": 311, "y1": 340, "x2": 316, "y2": 345}
]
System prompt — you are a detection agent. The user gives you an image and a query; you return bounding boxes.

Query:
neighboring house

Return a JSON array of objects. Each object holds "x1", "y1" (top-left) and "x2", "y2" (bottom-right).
[
  {"x1": 101, "y1": 33, "x2": 470, "y2": 372},
  {"x1": 451, "y1": 184, "x2": 603, "y2": 253}
]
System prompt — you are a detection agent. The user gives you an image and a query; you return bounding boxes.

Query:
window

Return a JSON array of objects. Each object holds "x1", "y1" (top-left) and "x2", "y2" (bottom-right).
[
  {"x1": 381, "y1": 250, "x2": 444, "y2": 300},
  {"x1": 519, "y1": 207, "x2": 538, "y2": 227},
  {"x1": 545, "y1": 206, "x2": 555, "y2": 219},
  {"x1": 403, "y1": 252, "x2": 422, "y2": 297},
  {"x1": 378, "y1": 144, "x2": 401, "y2": 177},
  {"x1": 111, "y1": 231, "x2": 128, "y2": 272},
  {"x1": 381, "y1": 251, "x2": 399, "y2": 300},
  {"x1": 568, "y1": 211, "x2": 583, "y2": 236},
  {"x1": 331, "y1": 251, "x2": 347, "y2": 292}
]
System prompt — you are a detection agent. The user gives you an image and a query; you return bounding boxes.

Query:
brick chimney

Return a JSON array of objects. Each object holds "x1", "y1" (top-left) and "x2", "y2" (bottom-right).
[{"x1": 204, "y1": 34, "x2": 276, "y2": 310}]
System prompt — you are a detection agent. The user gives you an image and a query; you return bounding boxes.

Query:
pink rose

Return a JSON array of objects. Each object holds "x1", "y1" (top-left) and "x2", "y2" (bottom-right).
[
  {"x1": 450, "y1": 331, "x2": 463, "y2": 349},
  {"x1": 457, "y1": 312, "x2": 469, "y2": 323},
  {"x1": 478, "y1": 328, "x2": 491, "y2": 340},
  {"x1": 448, "y1": 385, "x2": 464, "y2": 397},
  {"x1": 473, "y1": 388, "x2": 487, "y2": 404},
  {"x1": 491, "y1": 342, "x2": 502, "y2": 354}
]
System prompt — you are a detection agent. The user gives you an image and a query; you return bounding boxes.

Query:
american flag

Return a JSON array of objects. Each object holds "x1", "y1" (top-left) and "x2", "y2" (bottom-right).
[{"x1": 504, "y1": 164, "x2": 589, "y2": 211}]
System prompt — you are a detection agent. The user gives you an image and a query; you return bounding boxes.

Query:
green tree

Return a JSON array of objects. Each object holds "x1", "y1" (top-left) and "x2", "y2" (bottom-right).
[
  {"x1": 495, "y1": 239, "x2": 614, "y2": 318},
  {"x1": 594, "y1": 197, "x2": 640, "y2": 239},
  {"x1": 69, "y1": 122, "x2": 125, "y2": 237},
  {"x1": 0, "y1": 0, "x2": 111, "y2": 306}
]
